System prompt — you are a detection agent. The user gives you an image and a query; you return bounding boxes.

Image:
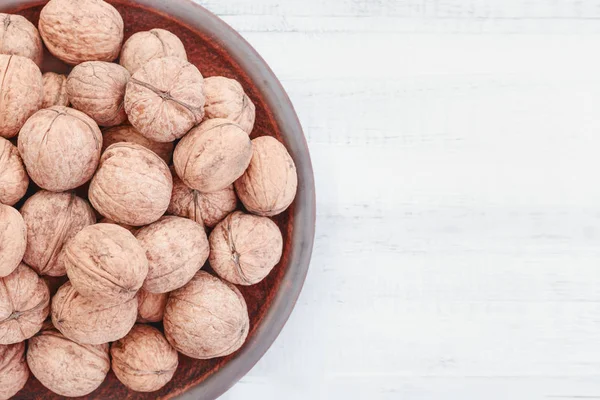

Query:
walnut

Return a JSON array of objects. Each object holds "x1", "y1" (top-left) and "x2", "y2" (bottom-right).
[
  {"x1": 38, "y1": 0, "x2": 124, "y2": 66},
  {"x1": 173, "y1": 119, "x2": 253, "y2": 193},
  {"x1": 0, "y1": 138, "x2": 29, "y2": 206},
  {"x1": 42, "y1": 72, "x2": 69, "y2": 108},
  {"x1": 18, "y1": 106, "x2": 102, "y2": 192},
  {"x1": 0, "y1": 205, "x2": 26, "y2": 278},
  {"x1": 102, "y1": 124, "x2": 174, "y2": 164},
  {"x1": 234, "y1": 136, "x2": 297, "y2": 216},
  {"x1": 120, "y1": 29, "x2": 187, "y2": 74},
  {"x1": 64, "y1": 223, "x2": 148, "y2": 305},
  {"x1": 89, "y1": 143, "x2": 172, "y2": 226},
  {"x1": 125, "y1": 56, "x2": 205, "y2": 143},
  {"x1": 0, "y1": 14, "x2": 43, "y2": 67},
  {"x1": 99, "y1": 217, "x2": 136, "y2": 234},
  {"x1": 67, "y1": 61, "x2": 130, "y2": 127},
  {"x1": 51, "y1": 281, "x2": 137, "y2": 345},
  {"x1": 204, "y1": 76, "x2": 255, "y2": 134},
  {"x1": 135, "y1": 216, "x2": 208, "y2": 294},
  {"x1": 209, "y1": 211, "x2": 282, "y2": 286},
  {"x1": 0, "y1": 342, "x2": 29, "y2": 399},
  {"x1": 0, "y1": 263, "x2": 50, "y2": 344},
  {"x1": 27, "y1": 328, "x2": 110, "y2": 397},
  {"x1": 0, "y1": 55, "x2": 43, "y2": 139},
  {"x1": 164, "y1": 271, "x2": 249, "y2": 359},
  {"x1": 21, "y1": 191, "x2": 96, "y2": 277},
  {"x1": 137, "y1": 289, "x2": 167, "y2": 323},
  {"x1": 111, "y1": 324, "x2": 178, "y2": 392}
]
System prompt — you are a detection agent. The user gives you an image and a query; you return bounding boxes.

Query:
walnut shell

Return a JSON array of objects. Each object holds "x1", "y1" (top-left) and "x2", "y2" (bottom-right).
[
  {"x1": 136, "y1": 216, "x2": 208, "y2": 294},
  {"x1": 234, "y1": 136, "x2": 297, "y2": 216},
  {"x1": 0, "y1": 263, "x2": 50, "y2": 344},
  {"x1": 111, "y1": 324, "x2": 178, "y2": 392},
  {"x1": 27, "y1": 328, "x2": 110, "y2": 397},
  {"x1": 120, "y1": 29, "x2": 187, "y2": 74},
  {"x1": 164, "y1": 271, "x2": 249, "y2": 359},
  {"x1": 0, "y1": 138, "x2": 29, "y2": 206},
  {"x1": 42, "y1": 72, "x2": 69, "y2": 108},
  {"x1": 0, "y1": 14, "x2": 42, "y2": 69},
  {"x1": 51, "y1": 281, "x2": 137, "y2": 345},
  {"x1": 102, "y1": 124, "x2": 174, "y2": 164},
  {"x1": 18, "y1": 106, "x2": 102, "y2": 192},
  {"x1": 98, "y1": 217, "x2": 136, "y2": 234},
  {"x1": 137, "y1": 289, "x2": 167, "y2": 323},
  {"x1": 38, "y1": 0, "x2": 124, "y2": 66},
  {"x1": 204, "y1": 76, "x2": 255, "y2": 134},
  {"x1": 209, "y1": 211, "x2": 282, "y2": 286},
  {"x1": 125, "y1": 56, "x2": 205, "y2": 143},
  {"x1": 0, "y1": 342, "x2": 29, "y2": 399},
  {"x1": 173, "y1": 119, "x2": 253, "y2": 193},
  {"x1": 64, "y1": 224, "x2": 148, "y2": 305},
  {"x1": 67, "y1": 61, "x2": 129, "y2": 127},
  {"x1": 89, "y1": 143, "x2": 172, "y2": 226},
  {"x1": 0, "y1": 55, "x2": 43, "y2": 139},
  {"x1": 21, "y1": 191, "x2": 96, "y2": 277},
  {"x1": 0, "y1": 205, "x2": 26, "y2": 278}
]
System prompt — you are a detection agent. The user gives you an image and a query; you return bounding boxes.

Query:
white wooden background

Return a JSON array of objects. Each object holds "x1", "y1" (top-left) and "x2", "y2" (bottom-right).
[{"x1": 192, "y1": 1, "x2": 600, "y2": 399}]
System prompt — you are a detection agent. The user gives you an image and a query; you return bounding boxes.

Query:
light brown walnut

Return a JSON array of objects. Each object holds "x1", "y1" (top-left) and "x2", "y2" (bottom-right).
[
  {"x1": 204, "y1": 76, "x2": 255, "y2": 134},
  {"x1": 102, "y1": 124, "x2": 174, "y2": 164},
  {"x1": 0, "y1": 342, "x2": 29, "y2": 399},
  {"x1": 120, "y1": 29, "x2": 187, "y2": 74},
  {"x1": 0, "y1": 205, "x2": 26, "y2": 277},
  {"x1": 137, "y1": 289, "x2": 167, "y2": 323},
  {"x1": 0, "y1": 13, "x2": 43, "y2": 67},
  {"x1": 0, "y1": 138, "x2": 29, "y2": 206},
  {"x1": 42, "y1": 72, "x2": 68, "y2": 108}
]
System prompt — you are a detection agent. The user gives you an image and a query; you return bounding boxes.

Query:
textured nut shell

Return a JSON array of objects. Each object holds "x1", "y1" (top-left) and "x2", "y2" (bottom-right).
[
  {"x1": 27, "y1": 328, "x2": 109, "y2": 397},
  {"x1": 0, "y1": 138, "x2": 28, "y2": 206},
  {"x1": 0, "y1": 342, "x2": 29, "y2": 399},
  {"x1": 99, "y1": 217, "x2": 136, "y2": 234},
  {"x1": 18, "y1": 106, "x2": 102, "y2": 192},
  {"x1": 120, "y1": 29, "x2": 187, "y2": 74},
  {"x1": 204, "y1": 76, "x2": 255, "y2": 134},
  {"x1": 125, "y1": 56, "x2": 205, "y2": 143},
  {"x1": 21, "y1": 191, "x2": 96, "y2": 277},
  {"x1": 137, "y1": 289, "x2": 167, "y2": 323},
  {"x1": 174, "y1": 119, "x2": 253, "y2": 193},
  {"x1": 164, "y1": 271, "x2": 249, "y2": 359},
  {"x1": 111, "y1": 325, "x2": 178, "y2": 392},
  {"x1": 0, "y1": 264, "x2": 50, "y2": 344},
  {"x1": 64, "y1": 224, "x2": 148, "y2": 305},
  {"x1": 0, "y1": 205, "x2": 26, "y2": 278},
  {"x1": 51, "y1": 281, "x2": 137, "y2": 345},
  {"x1": 42, "y1": 72, "x2": 68, "y2": 108},
  {"x1": 0, "y1": 14, "x2": 43, "y2": 67},
  {"x1": 0, "y1": 55, "x2": 43, "y2": 139},
  {"x1": 136, "y1": 216, "x2": 208, "y2": 294},
  {"x1": 38, "y1": 0, "x2": 124, "y2": 66},
  {"x1": 89, "y1": 142, "x2": 172, "y2": 226},
  {"x1": 235, "y1": 136, "x2": 298, "y2": 216},
  {"x1": 103, "y1": 124, "x2": 174, "y2": 163},
  {"x1": 209, "y1": 211, "x2": 283, "y2": 286}
]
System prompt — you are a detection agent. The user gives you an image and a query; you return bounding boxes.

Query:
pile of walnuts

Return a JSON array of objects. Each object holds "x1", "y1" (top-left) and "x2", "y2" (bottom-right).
[{"x1": 0, "y1": 0, "x2": 297, "y2": 397}]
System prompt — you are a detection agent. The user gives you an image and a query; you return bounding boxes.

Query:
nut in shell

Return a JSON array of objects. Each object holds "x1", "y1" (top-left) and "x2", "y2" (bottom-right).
[
  {"x1": 0, "y1": 205, "x2": 26, "y2": 278},
  {"x1": 0, "y1": 138, "x2": 29, "y2": 206},
  {"x1": 42, "y1": 72, "x2": 69, "y2": 108},
  {"x1": 0, "y1": 14, "x2": 43, "y2": 67},
  {"x1": 137, "y1": 289, "x2": 168, "y2": 323},
  {"x1": 102, "y1": 124, "x2": 174, "y2": 164},
  {"x1": 204, "y1": 76, "x2": 256, "y2": 134},
  {"x1": 0, "y1": 342, "x2": 29, "y2": 400},
  {"x1": 120, "y1": 29, "x2": 187, "y2": 74}
]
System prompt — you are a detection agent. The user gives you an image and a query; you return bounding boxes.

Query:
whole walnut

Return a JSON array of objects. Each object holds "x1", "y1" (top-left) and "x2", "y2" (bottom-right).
[
  {"x1": 120, "y1": 29, "x2": 187, "y2": 74},
  {"x1": 64, "y1": 224, "x2": 148, "y2": 305},
  {"x1": 42, "y1": 72, "x2": 69, "y2": 108},
  {"x1": 18, "y1": 106, "x2": 102, "y2": 192},
  {"x1": 38, "y1": 0, "x2": 124, "y2": 66},
  {"x1": 235, "y1": 136, "x2": 297, "y2": 216},
  {"x1": 174, "y1": 119, "x2": 253, "y2": 193},
  {"x1": 0, "y1": 14, "x2": 43, "y2": 67},
  {"x1": 27, "y1": 328, "x2": 110, "y2": 397},
  {"x1": 67, "y1": 61, "x2": 130, "y2": 127},
  {"x1": 0, "y1": 138, "x2": 29, "y2": 206},
  {"x1": 111, "y1": 325, "x2": 178, "y2": 392},
  {"x1": 99, "y1": 217, "x2": 136, "y2": 234},
  {"x1": 51, "y1": 281, "x2": 137, "y2": 345},
  {"x1": 209, "y1": 211, "x2": 282, "y2": 286},
  {"x1": 137, "y1": 289, "x2": 168, "y2": 323},
  {"x1": 0, "y1": 342, "x2": 29, "y2": 399},
  {"x1": 204, "y1": 76, "x2": 256, "y2": 134},
  {"x1": 0, "y1": 205, "x2": 26, "y2": 277},
  {"x1": 0, "y1": 263, "x2": 50, "y2": 344},
  {"x1": 164, "y1": 271, "x2": 249, "y2": 359},
  {"x1": 21, "y1": 191, "x2": 96, "y2": 277},
  {"x1": 0, "y1": 55, "x2": 43, "y2": 139},
  {"x1": 125, "y1": 56, "x2": 205, "y2": 143},
  {"x1": 89, "y1": 143, "x2": 172, "y2": 226},
  {"x1": 103, "y1": 124, "x2": 174, "y2": 164},
  {"x1": 136, "y1": 216, "x2": 208, "y2": 294}
]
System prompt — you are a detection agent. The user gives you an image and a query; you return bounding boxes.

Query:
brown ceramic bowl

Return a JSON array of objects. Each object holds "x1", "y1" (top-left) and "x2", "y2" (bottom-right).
[{"x1": 3, "y1": 1, "x2": 315, "y2": 399}]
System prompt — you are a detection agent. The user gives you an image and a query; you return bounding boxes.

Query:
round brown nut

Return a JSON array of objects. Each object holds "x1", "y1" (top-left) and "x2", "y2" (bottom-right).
[
  {"x1": 0, "y1": 263, "x2": 50, "y2": 344},
  {"x1": 64, "y1": 224, "x2": 148, "y2": 305},
  {"x1": 164, "y1": 271, "x2": 249, "y2": 359},
  {"x1": 235, "y1": 136, "x2": 298, "y2": 216},
  {"x1": 0, "y1": 14, "x2": 43, "y2": 67},
  {"x1": 209, "y1": 211, "x2": 283, "y2": 286},
  {"x1": 125, "y1": 56, "x2": 205, "y2": 143},
  {"x1": 99, "y1": 217, "x2": 136, "y2": 234},
  {"x1": 18, "y1": 106, "x2": 102, "y2": 192},
  {"x1": 173, "y1": 119, "x2": 253, "y2": 193},
  {"x1": 21, "y1": 191, "x2": 96, "y2": 277},
  {"x1": 102, "y1": 125, "x2": 174, "y2": 164},
  {"x1": 51, "y1": 281, "x2": 137, "y2": 345},
  {"x1": 137, "y1": 289, "x2": 168, "y2": 323},
  {"x1": 204, "y1": 76, "x2": 256, "y2": 134},
  {"x1": 111, "y1": 324, "x2": 178, "y2": 392},
  {"x1": 0, "y1": 205, "x2": 26, "y2": 277},
  {"x1": 27, "y1": 328, "x2": 110, "y2": 397},
  {"x1": 42, "y1": 72, "x2": 69, "y2": 108},
  {"x1": 38, "y1": 0, "x2": 124, "y2": 66},
  {"x1": 0, "y1": 138, "x2": 29, "y2": 206},
  {"x1": 120, "y1": 29, "x2": 187, "y2": 75},
  {"x1": 0, "y1": 55, "x2": 43, "y2": 139},
  {"x1": 0, "y1": 342, "x2": 29, "y2": 399},
  {"x1": 89, "y1": 143, "x2": 172, "y2": 226},
  {"x1": 136, "y1": 216, "x2": 208, "y2": 294}
]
